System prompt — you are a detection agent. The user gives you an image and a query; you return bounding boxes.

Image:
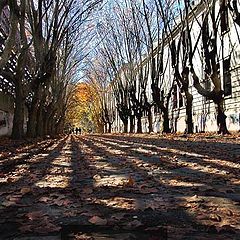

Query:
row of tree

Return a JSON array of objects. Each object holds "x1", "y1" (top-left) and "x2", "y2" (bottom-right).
[
  {"x1": 89, "y1": 0, "x2": 239, "y2": 134},
  {"x1": 65, "y1": 82, "x2": 104, "y2": 133},
  {"x1": 0, "y1": 0, "x2": 102, "y2": 139}
]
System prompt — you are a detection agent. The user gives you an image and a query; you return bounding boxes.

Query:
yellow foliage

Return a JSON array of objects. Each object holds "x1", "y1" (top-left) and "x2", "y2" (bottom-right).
[{"x1": 66, "y1": 82, "x2": 104, "y2": 133}]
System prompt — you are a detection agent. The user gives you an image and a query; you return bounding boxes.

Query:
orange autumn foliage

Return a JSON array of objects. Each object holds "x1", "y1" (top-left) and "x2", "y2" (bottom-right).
[{"x1": 66, "y1": 82, "x2": 104, "y2": 133}]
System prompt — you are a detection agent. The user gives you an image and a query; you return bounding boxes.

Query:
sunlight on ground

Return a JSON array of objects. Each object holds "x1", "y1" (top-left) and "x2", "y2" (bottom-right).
[
  {"x1": 94, "y1": 175, "x2": 129, "y2": 187},
  {"x1": 97, "y1": 137, "x2": 239, "y2": 178},
  {"x1": 35, "y1": 148, "x2": 73, "y2": 189},
  {"x1": 35, "y1": 175, "x2": 70, "y2": 188},
  {"x1": 0, "y1": 164, "x2": 30, "y2": 184},
  {"x1": 99, "y1": 136, "x2": 240, "y2": 169},
  {"x1": 94, "y1": 197, "x2": 137, "y2": 210}
]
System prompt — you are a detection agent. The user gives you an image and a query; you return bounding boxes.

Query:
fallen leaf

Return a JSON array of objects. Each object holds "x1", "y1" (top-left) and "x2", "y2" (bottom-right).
[
  {"x1": 26, "y1": 211, "x2": 46, "y2": 221},
  {"x1": 93, "y1": 174, "x2": 101, "y2": 180},
  {"x1": 19, "y1": 225, "x2": 32, "y2": 233},
  {"x1": 209, "y1": 214, "x2": 221, "y2": 222},
  {"x1": 127, "y1": 219, "x2": 142, "y2": 228},
  {"x1": 88, "y1": 216, "x2": 107, "y2": 225},
  {"x1": 83, "y1": 187, "x2": 93, "y2": 194},
  {"x1": 2, "y1": 200, "x2": 16, "y2": 207},
  {"x1": 125, "y1": 175, "x2": 135, "y2": 186},
  {"x1": 111, "y1": 213, "x2": 126, "y2": 221},
  {"x1": 52, "y1": 197, "x2": 71, "y2": 206},
  {"x1": 80, "y1": 212, "x2": 94, "y2": 217},
  {"x1": 20, "y1": 187, "x2": 31, "y2": 194},
  {"x1": 35, "y1": 223, "x2": 61, "y2": 233},
  {"x1": 7, "y1": 177, "x2": 14, "y2": 183},
  {"x1": 39, "y1": 196, "x2": 52, "y2": 203},
  {"x1": 187, "y1": 195, "x2": 204, "y2": 203},
  {"x1": 140, "y1": 187, "x2": 158, "y2": 194}
]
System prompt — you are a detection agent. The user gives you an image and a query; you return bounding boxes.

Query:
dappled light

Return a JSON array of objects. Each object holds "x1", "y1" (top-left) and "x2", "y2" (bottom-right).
[
  {"x1": 1, "y1": 0, "x2": 240, "y2": 239},
  {"x1": 0, "y1": 133, "x2": 240, "y2": 239}
]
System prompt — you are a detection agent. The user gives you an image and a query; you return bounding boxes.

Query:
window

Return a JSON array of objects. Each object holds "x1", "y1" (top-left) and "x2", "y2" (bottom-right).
[
  {"x1": 223, "y1": 57, "x2": 232, "y2": 96},
  {"x1": 220, "y1": 0, "x2": 229, "y2": 34}
]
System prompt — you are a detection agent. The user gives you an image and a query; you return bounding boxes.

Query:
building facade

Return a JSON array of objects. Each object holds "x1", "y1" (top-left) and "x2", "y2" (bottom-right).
[{"x1": 108, "y1": 0, "x2": 240, "y2": 133}]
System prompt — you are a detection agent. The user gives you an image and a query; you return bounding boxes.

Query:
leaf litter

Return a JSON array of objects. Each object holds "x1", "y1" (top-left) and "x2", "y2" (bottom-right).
[{"x1": 0, "y1": 134, "x2": 240, "y2": 239}]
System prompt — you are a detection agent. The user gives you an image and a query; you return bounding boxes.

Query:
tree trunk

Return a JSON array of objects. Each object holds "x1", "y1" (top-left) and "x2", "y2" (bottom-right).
[
  {"x1": 44, "y1": 111, "x2": 53, "y2": 136},
  {"x1": 36, "y1": 105, "x2": 44, "y2": 137},
  {"x1": 103, "y1": 124, "x2": 107, "y2": 133},
  {"x1": 51, "y1": 118, "x2": 56, "y2": 136},
  {"x1": 56, "y1": 117, "x2": 64, "y2": 134},
  {"x1": 129, "y1": 115, "x2": 135, "y2": 133},
  {"x1": 43, "y1": 111, "x2": 48, "y2": 136},
  {"x1": 162, "y1": 108, "x2": 171, "y2": 133},
  {"x1": 123, "y1": 120, "x2": 128, "y2": 133},
  {"x1": 217, "y1": 99, "x2": 229, "y2": 134},
  {"x1": 27, "y1": 107, "x2": 38, "y2": 138},
  {"x1": 27, "y1": 91, "x2": 40, "y2": 138},
  {"x1": 147, "y1": 108, "x2": 153, "y2": 133},
  {"x1": 11, "y1": 82, "x2": 24, "y2": 139},
  {"x1": 47, "y1": 114, "x2": 54, "y2": 135},
  {"x1": 136, "y1": 115, "x2": 142, "y2": 133},
  {"x1": 108, "y1": 123, "x2": 112, "y2": 133},
  {"x1": 185, "y1": 92, "x2": 194, "y2": 134}
]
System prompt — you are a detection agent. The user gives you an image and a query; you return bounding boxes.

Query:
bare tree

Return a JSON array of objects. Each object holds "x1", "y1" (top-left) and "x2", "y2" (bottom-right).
[
  {"x1": 0, "y1": 0, "x2": 19, "y2": 69},
  {"x1": 0, "y1": 0, "x2": 32, "y2": 139},
  {"x1": 95, "y1": 3, "x2": 135, "y2": 133},
  {"x1": 101, "y1": 91, "x2": 115, "y2": 133},
  {"x1": 98, "y1": 0, "x2": 152, "y2": 133},
  {"x1": 25, "y1": 0, "x2": 102, "y2": 137},
  {"x1": 228, "y1": 0, "x2": 240, "y2": 27},
  {"x1": 140, "y1": 0, "x2": 175, "y2": 133},
  {"x1": 189, "y1": 0, "x2": 230, "y2": 134}
]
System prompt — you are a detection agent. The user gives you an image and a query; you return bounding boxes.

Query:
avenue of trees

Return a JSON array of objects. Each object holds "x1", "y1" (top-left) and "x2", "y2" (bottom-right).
[
  {"x1": 88, "y1": 0, "x2": 240, "y2": 134},
  {"x1": 1, "y1": 0, "x2": 239, "y2": 138},
  {"x1": 0, "y1": 0, "x2": 102, "y2": 139}
]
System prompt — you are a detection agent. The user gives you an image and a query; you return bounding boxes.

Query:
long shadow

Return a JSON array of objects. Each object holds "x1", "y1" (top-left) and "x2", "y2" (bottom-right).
[
  {"x1": 91, "y1": 136, "x2": 240, "y2": 199},
  {"x1": 97, "y1": 134, "x2": 240, "y2": 163},
  {"x1": 0, "y1": 136, "x2": 71, "y2": 239},
  {"x1": 81, "y1": 136, "x2": 202, "y2": 192},
  {"x1": 96, "y1": 135, "x2": 240, "y2": 176},
  {"x1": 73, "y1": 137, "x2": 203, "y2": 226},
  {"x1": 79, "y1": 135, "x2": 240, "y2": 231},
  {"x1": 71, "y1": 135, "x2": 240, "y2": 239},
  {"x1": 64, "y1": 136, "x2": 198, "y2": 239},
  {"x1": 1, "y1": 134, "x2": 239, "y2": 239},
  {"x1": 0, "y1": 138, "x2": 62, "y2": 174}
]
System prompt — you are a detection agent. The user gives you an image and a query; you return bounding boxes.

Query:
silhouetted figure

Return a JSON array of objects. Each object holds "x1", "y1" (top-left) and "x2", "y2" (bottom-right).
[
  {"x1": 75, "y1": 127, "x2": 79, "y2": 134},
  {"x1": 78, "y1": 128, "x2": 82, "y2": 135}
]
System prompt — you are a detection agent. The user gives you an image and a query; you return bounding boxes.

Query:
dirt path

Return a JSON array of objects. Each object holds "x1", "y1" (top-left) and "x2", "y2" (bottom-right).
[{"x1": 0, "y1": 134, "x2": 240, "y2": 239}]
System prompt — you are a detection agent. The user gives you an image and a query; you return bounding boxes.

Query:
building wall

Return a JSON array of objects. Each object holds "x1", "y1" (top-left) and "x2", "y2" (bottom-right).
[
  {"x1": 109, "y1": 0, "x2": 240, "y2": 134},
  {"x1": 0, "y1": 92, "x2": 14, "y2": 136},
  {"x1": 0, "y1": 92, "x2": 28, "y2": 137}
]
